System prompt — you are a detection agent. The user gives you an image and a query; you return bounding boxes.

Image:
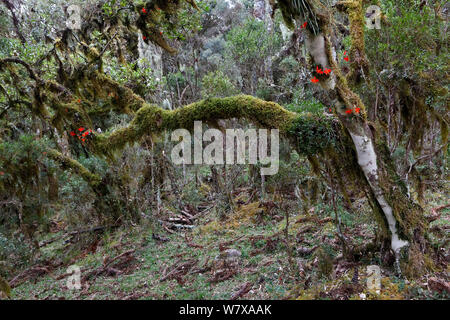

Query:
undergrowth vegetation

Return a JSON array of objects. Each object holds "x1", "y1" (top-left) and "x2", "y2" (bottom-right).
[{"x1": 0, "y1": 0, "x2": 448, "y2": 300}]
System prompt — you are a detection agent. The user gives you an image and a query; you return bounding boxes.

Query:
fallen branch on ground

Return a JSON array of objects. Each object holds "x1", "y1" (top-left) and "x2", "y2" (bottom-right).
[{"x1": 231, "y1": 282, "x2": 253, "y2": 300}]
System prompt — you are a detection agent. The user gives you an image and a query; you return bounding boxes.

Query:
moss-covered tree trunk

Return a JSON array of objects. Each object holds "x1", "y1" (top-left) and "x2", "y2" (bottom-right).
[{"x1": 286, "y1": 0, "x2": 431, "y2": 276}]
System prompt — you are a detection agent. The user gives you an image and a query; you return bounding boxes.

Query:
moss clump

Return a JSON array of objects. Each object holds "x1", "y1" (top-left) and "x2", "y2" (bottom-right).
[
  {"x1": 315, "y1": 246, "x2": 334, "y2": 278},
  {"x1": 90, "y1": 72, "x2": 145, "y2": 114},
  {"x1": 287, "y1": 113, "x2": 340, "y2": 155},
  {"x1": 169, "y1": 95, "x2": 297, "y2": 131},
  {"x1": 136, "y1": 0, "x2": 200, "y2": 55},
  {"x1": 337, "y1": 0, "x2": 369, "y2": 83},
  {"x1": 95, "y1": 95, "x2": 302, "y2": 152},
  {"x1": 94, "y1": 95, "x2": 346, "y2": 159},
  {"x1": 197, "y1": 220, "x2": 223, "y2": 235},
  {"x1": 226, "y1": 202, "x2": 263, "y2": 229},
  {"x1": 0, "y1": 275, "x2": 11, "y2": 299}
]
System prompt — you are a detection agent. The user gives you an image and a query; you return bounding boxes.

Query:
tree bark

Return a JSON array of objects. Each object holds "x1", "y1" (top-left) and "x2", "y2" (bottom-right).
[{"x1": 295, "y1": 0, "x2": 430, "y2": 276}]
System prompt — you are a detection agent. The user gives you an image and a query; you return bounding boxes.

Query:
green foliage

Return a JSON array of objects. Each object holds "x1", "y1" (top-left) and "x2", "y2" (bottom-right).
[
  {"x1": 0, "y1": 231, "x2": 33, "y2": 278},
  {"x1": 278, "y1": 56, "x2": 301, "y2": 87},
  {"x1": 201, "y1": 70, "x2": 238, "y2": 98},
  {"x1": 0, "y1": 135, "x2": 49, "y2": 193},
  {"x1": 166, "y1": 70, "x2": 189, "y2": 94},
  {"x1": 225, "y1": 17, "x2": 282, "y2": 66},
  {"x1": 286, "y1": 95, "x2": 325, "y2": 114},
  {"x1": 376, "y1": 2, "x2": 447, "y2": 71},
  {"x1": 256, "y1": 79, "x2": 277, "y2": 101},
  {"x1": 287, "y1": 114, "x2": 339, "y2": 155},
  {"x1": 106, "y1": 59, "x2": 159, "y2": 98},
  {"x1": 365, "y1": 1, "x2": 448, "y2": 110},
  {"x1": 266, "y1": 149, "x2": 310, "y2": 192}
]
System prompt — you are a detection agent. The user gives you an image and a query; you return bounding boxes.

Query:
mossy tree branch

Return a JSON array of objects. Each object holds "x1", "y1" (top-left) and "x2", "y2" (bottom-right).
[
  {"x1": 93, "y1": 95, "x2": 342, "y2": 158},
  {"x1": 46, "y1": 149, "x2": 102, "y2": 188},
  {"x1": 274, "y1": 0, "x2": 431, "y2": 277},
  {"x1": 335, "y1": 0, "x2": 370, "y2": 83}
]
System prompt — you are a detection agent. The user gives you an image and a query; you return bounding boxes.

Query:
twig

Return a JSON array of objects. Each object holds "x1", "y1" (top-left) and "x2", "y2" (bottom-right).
[
  {"x1": 427, "y1": 204, "x2": 450, "y2": 222},
  {"x1": 231, "y1": 282, "x2": 253, "y2": 300}
]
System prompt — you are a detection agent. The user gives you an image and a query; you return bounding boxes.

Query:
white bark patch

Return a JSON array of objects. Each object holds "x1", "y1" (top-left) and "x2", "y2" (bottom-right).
[
  {"x1": 349, "y1": 133, "x2": 378, "y2": 180},
  {"x1": 305, "y1": 33, "x2": 335, "y2": 90},
  {"x1": 376, "y1": 195, "x2": 409, "y2": 253},
  {"x1": 279, "y1": 23, "x2": 293, "y2": 41},
  {"x1": 349, "y1": 133, "x2": 409, "y2": 254},
  {"x1": 305, "y1": 33, "x2": 328, "y2": 68}
]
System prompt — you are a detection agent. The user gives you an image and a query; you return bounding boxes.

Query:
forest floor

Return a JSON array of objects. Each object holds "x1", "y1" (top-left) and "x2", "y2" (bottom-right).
[{"x1": 10, "y1": 185, "x2": 450, "y2": 300}]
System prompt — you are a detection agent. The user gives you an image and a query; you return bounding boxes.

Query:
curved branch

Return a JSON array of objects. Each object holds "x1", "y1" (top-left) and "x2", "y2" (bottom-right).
[
  {"x1": 94, "y1": 95, "x2": 340, "y2": 156},
  {"x1": 0, "y1": 58, "x2": 40, "y2": 83},
  {"x1": 47, "y1": 149, "x2": 101, "y2": 187}
]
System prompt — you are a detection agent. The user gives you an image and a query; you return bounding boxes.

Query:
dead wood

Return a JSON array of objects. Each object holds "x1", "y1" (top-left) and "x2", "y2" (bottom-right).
[{"x1": 231, "y1": 281, "x2": 253, "y2": 300}]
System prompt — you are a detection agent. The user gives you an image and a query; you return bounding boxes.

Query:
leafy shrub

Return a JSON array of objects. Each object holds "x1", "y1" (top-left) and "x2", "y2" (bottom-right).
[{"x1": 201, "y1": 70, "x2": 239, "y2": 98}]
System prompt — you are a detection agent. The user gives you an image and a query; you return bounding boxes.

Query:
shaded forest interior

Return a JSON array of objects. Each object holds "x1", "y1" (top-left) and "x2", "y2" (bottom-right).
[{"x1": 0, "y1": 0, "x2": 448, "y2": 300}]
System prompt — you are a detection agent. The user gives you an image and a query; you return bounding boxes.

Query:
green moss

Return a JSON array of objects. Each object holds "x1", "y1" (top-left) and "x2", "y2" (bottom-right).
[
  {"x1": 0, "y1": 275, "x2": 11, "y2": 298},
  {"x1": 90, "y1": 72, "x2": 145, "y2": 114},
  {"x1": 47, "y1": 149, "x2": 101, "y2": 187},
  {"x1": 373, "y1": 136, "x2": 432, "y2": 277},
  {"x1": 347, "y1": 1, "x2": 370, "y2": 82},
  {"x1": 95, "y1": 95, "x2": 302, "y2": 152},
  {"x1": 94, "y1": 94, "x2": 347, "y2": 161},
  {"x1": 287, "y1": 113, "x2": 340, "y2": 155}
]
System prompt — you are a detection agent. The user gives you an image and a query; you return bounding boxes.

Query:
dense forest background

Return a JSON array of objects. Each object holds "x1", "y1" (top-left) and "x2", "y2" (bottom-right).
[{"x1": 0, "y1": 0, "x2": 448, "y2": 300}]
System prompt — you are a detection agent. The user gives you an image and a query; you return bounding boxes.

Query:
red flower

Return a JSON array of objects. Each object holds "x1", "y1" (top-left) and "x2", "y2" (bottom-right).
[
  {"x1": 300, "y1": 22, "x2": 307, "y2": 29},
  {"x1": 70, "y1": 131, "x2": 76, "y2": 136},
  {"x1": 329, "y1": 108, "x2": 332, "y2": 112},
  {"x1": 316, "y1": 66, "x2": 323, "y2": 74},
  {"x1": 160, "y1": 31, "x2": 163, "y2": 35},
  {"x1": 82, "y1": 138, "x2": 86, "y2": 142},
  {"x1": 0, "y1": 171, "x2": 4, "y2": 176},
  {"x1": 78, "y1": 127, "x2": 84, "y2": 132},
  {"x1": 355, "y1": 107, "x2": 361, "y2": 113},
  {"x1": 142, "y1": 8, "x2": 147, "y2": 14},
  {"x1": 143, "y1": 36, "x2": 147, "y2": 40},
  {"x1": 345, "y1": 109, "x2": 352, "y2": 114},
  {"x1": 324, "y1": 68, "x2": 331, "y2": 75},
  {"x1": 311, "y1": 77, "x2": 319, "y2": 83},
  {"x1": 77, "y1": 99, "x2": 81, "y2": 103},
  {"x1": 344, "y1": 56, "x2": 349, "y2": 62}
]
